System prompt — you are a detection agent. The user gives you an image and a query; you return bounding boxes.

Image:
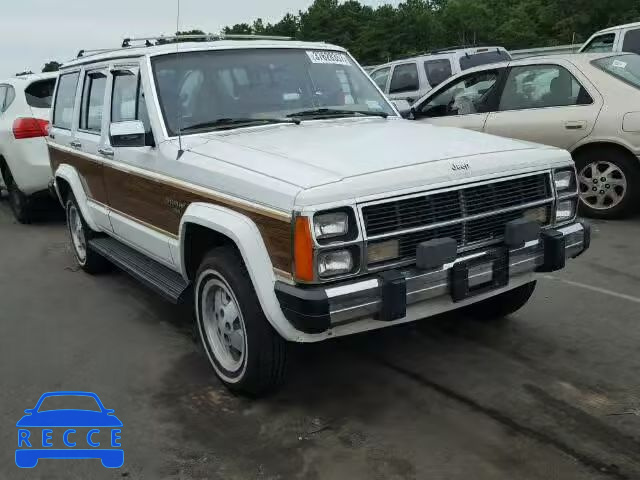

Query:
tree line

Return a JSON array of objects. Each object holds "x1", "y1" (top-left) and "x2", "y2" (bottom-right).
[
  {"x1": 223, "y1": 0, "x2": 640, "y2": 65},
  {"x1": 34, "y1": 0, "x2": 640, "y2": 74}
]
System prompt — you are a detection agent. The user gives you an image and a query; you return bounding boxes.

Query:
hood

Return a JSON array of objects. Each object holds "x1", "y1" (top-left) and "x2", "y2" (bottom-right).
[{"x1": 185, "y1": 118, "x2": 571, "y2": 206}]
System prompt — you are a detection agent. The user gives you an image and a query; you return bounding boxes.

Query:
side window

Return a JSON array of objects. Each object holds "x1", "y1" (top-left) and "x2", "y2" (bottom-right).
[
  {"x1": 622, "y1": 29, "x2": 640, "y2": 54},
  {"x1": 371, "y1": 67, "x2": 391, "y2": 91},
  {"x1": 0, "y1": 86, "x2": 7, "y2": 113},
  {"x1": 53, "y1": 72, "x2": 80, "y2": 129},
  {"x1": 389, "y1": 63, "x2": 419, "y2": 94},
  {"x1": 418, "y1": 70, "x2": 500, "y2": 117},
  {"x1": 80, "y1": 71, "x2": 107, "y2": 133},
  {"x1": 111, "y1": 71, "x2": 152, "y2": 135},
  {"x1": 25, "y1": 79, "x2": 56, "y2": 108},
  {"x1": 582, "y1": 33, "x2": 616, "y2": 53},
  {"x1": 499, "y1": 65, "x2": 592, "y2": 111},
  {"x1": 4, "y1": 86, "x2": 15, "y2": 111},
  {"x1": 424, "y1": 59, "x2": 453, "y2": 87}
]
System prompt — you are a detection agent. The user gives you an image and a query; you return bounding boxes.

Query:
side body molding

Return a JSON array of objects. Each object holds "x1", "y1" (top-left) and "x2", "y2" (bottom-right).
[
  {"x1": 179, "y1": 203, "x2": 307, "y2": 342},
  {"x1": 54, "y1": 164, "x2": 100, "y2": 232}
]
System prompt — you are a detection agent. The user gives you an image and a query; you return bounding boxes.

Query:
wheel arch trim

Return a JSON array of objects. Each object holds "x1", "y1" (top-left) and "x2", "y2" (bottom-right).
[{"x1": 179, "y1": 202, "x2": 305, "y2": 342}]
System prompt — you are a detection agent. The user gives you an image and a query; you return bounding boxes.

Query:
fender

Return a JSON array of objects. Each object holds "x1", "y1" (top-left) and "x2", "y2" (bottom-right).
[
  {"x1": 54, "y1": 164, "x2": 100, "y2": 232},
  {"x1": 569, "y1": 136, "x2": 640, "y2": 159},
  {"x1": 179, "y1": 202, "x2": 315, "y2": 343}
]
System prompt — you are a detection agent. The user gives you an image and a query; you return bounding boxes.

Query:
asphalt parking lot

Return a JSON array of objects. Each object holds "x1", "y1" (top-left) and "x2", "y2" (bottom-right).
[{"x1": 1, "y1": 200, "x2": 640, "y2": 480}]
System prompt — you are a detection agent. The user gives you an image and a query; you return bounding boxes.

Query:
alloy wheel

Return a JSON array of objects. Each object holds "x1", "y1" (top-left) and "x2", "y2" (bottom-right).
[{"x1": 578, "y1": 161, "x2": 627, "y2": 210}]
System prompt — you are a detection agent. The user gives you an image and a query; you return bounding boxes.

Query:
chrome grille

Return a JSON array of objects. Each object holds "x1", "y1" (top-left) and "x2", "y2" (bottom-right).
[{"x1": 362, "y1": 173, "x2": 553, "y2": 268}]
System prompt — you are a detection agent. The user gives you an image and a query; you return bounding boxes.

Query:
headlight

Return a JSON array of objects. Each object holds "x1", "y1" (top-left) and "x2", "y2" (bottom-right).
[
  {"x1": 314, "y1": 211, "x2": 349, "y2": 240},
  {"x1": 318, "y1": 249, "x2": 354, "y2": 278},
  {"x1": 556, "y1": 199, "x2": 576, "y2": 222},
  {"x1": 554, "y1": 168, "x2": 576, "y2": 193}
]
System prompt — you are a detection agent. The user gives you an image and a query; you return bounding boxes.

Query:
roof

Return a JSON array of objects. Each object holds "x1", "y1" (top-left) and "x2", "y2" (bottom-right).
[
  {"x1": 372, "y1": 46, "x2": 508, "y2": 70},
  {"x1": 0, "y1": 71, "x2": 58, "y2": 85},
  {"x1": 593, "y1": 21, "x2": 640, "y2": 35},
  {"x1": 62, "y1": 40, "x2": 343, "y2": 69}
]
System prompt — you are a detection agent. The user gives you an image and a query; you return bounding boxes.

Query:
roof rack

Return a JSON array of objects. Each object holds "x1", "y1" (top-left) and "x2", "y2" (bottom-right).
[
  {"x1": 75, "y1": 33, "x2": 294, "y2": 59},
  {"x1": 121, "y1": 33, "x2": 293, "y2": 48}
]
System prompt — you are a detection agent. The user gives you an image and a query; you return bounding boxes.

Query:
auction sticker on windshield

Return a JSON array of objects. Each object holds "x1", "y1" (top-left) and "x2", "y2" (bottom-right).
[{"x1": 307, "y1": 50, "x2": 351, "y2": 66}]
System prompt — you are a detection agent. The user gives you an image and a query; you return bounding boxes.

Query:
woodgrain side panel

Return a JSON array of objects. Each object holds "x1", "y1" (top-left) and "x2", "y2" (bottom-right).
[
  {"x1": 50, "y1": 146, "x2": 292, "y2": 272},
  {"x1": 48, "y1": 145, "x2": 109, "y2": 204}
]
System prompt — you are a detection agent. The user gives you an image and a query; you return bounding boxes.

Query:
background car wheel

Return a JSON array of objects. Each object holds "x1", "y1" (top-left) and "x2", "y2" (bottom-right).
[
  {"x1": 464, "y1": 281, "x2": 536, "y2": 320},
  {"x1": 195, "y1": 245, "x2": 287, "y2": 396},
  {"x1": 65, "y1": 194, "x2": 110, "y2": 274},
  {"x1": 574, "y1": 146, "x2": 640, "y2": 219},
  {"x1": 7, "y1": 175, "x2": 33, "y2": 224}
]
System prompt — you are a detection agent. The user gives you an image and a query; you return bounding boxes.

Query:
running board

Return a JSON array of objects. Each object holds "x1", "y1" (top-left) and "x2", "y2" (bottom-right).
[{"x1": 89, "y1": 237, "x2": 190, "y2": 304}]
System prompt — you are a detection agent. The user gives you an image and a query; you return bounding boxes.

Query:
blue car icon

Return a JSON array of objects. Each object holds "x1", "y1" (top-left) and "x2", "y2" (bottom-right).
[{"x1": 16, "y1": 391, "x2": 123, "y2": 468}]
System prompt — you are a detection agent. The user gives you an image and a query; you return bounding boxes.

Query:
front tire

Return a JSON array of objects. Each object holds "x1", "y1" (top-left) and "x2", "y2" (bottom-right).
[
  {"x1": 65, "y1": 194, "x2": 110, "y2": 274},
  {"x1": 195, "y1": 246, "x2": 287, "y2": 395},
  {"x1": 574, "y1": 146, "x2": 640, "y2": 219},
  {"x1": 464, "y1": 281, "x2": 536, "y2": 320}
]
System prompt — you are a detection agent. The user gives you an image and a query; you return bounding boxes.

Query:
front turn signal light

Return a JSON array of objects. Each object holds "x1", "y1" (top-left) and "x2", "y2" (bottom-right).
[{"x1": 294, "y1": 216, "x2": 314, "y2": 282}]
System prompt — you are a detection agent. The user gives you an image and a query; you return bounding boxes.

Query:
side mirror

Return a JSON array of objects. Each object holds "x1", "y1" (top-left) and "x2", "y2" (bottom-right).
[
  {"x1": 110, "y1": 120, "x2": 146, "y2": 148},
  {"x1": 391, "y1": 99, "x2": 413, "y2": 119}
]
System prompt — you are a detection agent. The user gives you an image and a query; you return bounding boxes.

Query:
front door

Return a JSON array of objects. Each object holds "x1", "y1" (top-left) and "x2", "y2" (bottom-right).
[
  {"x1": 101, "y1": 65, "x2": 174, "y2": 267},
  {"x1": 413, "y1": 68, "x2": 505, "y2": 131},
  {"x1": 483, "y1": 63, "x2": 602, "y2": 150}
]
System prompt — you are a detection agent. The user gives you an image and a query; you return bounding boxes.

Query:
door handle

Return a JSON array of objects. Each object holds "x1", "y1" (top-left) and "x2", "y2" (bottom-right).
[
  {"x1": 98, "y1": 147, "x2": 114, "y2": 157},
  {"x1": 564, "y1": 121, "x2": 586, "y2": 130},
  {"x1": 69, "y1": 140, "x2": 82, "y2": 149}
]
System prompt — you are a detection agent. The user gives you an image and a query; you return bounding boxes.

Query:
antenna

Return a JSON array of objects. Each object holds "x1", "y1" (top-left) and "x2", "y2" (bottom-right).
[{"x1": 175, "y1": 0, "x2": 184, "y2": 159}]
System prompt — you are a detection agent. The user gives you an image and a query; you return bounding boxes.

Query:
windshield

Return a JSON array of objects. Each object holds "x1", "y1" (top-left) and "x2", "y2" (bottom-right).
[
  {"x1": 152, "y1": 48, "x2": 395, "y2": 135},
  {"x1": 593, "y1": 54, "x2": 640, "y2": 89},
  {"x1": 459, "y1": 50, "x2": 511, "y2": 70}
]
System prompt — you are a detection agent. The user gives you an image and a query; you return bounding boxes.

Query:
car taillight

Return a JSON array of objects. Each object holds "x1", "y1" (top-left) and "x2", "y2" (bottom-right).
[{"x1": 12, "y1": 118, "x2": 50, "y2": 140}]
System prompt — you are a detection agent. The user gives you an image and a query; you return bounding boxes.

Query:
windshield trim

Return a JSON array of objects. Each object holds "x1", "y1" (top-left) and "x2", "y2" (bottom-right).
[
  {"x1": 591, "y1": 54, "x2": 640, "y2": 90},
  {"x1": 150, "y1": 47, "x2": 397, "y2": 139}
]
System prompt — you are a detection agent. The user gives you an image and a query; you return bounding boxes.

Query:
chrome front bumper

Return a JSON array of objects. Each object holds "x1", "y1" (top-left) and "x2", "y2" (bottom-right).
[{"x1": 275, "y1": 222, "x2": 589, "y2": 334}]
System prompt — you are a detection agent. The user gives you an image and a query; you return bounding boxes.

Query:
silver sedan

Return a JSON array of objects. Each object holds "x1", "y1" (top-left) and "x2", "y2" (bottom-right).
[{"x1": 411, "y1": 53, "x2": 640, "y2": 219}]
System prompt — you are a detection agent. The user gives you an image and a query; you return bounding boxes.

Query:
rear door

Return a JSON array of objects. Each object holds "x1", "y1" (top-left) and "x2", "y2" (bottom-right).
[
  {"x1": 412, "y1": 68, "x2": 506, "y2": 131},
  {"x1": 388, "y1": 62, "x2": 422, "y2": 103},
  {"x1": 483, "y1": 61, "x2": 602, "y2": 150}
]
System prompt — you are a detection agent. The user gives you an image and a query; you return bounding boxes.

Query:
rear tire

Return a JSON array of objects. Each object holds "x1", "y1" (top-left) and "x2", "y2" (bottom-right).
[
  {"x1": 7, "y1": 175, "x2": 33, "y2": 224},
  {"x1": 195, "y1": 245, "x2": 287, "y2": 396},
  {"x1": 574, "y1": 146, "x2": 640, "y2": 219},
  {"x1": 65, "y1": 194, "x2": 110, "y2": 274},
  {"x1": 464, "y1": 281, "x2": 536, "y2": 320}
]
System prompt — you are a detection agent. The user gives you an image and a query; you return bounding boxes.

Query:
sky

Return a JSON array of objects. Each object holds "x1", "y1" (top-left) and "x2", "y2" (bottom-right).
[{"x1": 1, "y1": 0, "x2": 401, "y2": 78}]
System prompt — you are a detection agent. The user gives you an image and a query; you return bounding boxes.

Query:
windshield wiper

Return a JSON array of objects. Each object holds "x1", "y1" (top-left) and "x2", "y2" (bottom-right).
[
  {"x1": 287, "y1": 108, "x2": 389, "y2": 119},
  {"x1": 181, "y1": 117, "x2": 300, "y2": 133}
]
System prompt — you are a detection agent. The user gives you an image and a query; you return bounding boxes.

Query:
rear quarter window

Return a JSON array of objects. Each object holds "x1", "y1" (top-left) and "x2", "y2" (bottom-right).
[
  {"x1": 593, "y1": 55, "x2": 640, "y2": 90},
  {"x1": 25, "y1": 79, "x2": 56, "y2": 108}
]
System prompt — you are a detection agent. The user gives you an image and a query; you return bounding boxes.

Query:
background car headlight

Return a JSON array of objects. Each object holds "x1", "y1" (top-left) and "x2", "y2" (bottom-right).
[
  {"x1": 314, "y1": 212, "x2": 349, "y2": 240},
  {"x1": 554, "y1": 168, "x2": 576, "y2": 193},
  {"x1": 556, "y1": 199, "x2": 576, "y2": 222},
  {"x1": 318, "y1": 249, "x2": 354, "y2": 277}
]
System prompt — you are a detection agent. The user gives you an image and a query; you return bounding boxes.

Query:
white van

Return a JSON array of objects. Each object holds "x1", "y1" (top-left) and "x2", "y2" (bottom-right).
[
  {"x1": 580, "y1": 22, "x2": 640, "y2": 55},
  {"x1": 369, "y1": 46, "x2": 511, "y2": 104}
]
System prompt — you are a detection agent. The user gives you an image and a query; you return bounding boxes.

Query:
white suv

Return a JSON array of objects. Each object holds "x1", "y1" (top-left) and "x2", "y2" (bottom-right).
[
  {"x1": 370, "y1": 47, "x2": 511, "y2": 104},
  {"x1": 0, "y1": 72, "x2": 58, "y2": 223},
  {"x1": 580, "y1": 22, "x2": 640, "y2": 55},
  {"x1": 48, "y1": 36, "x2": 588, "y2": 395}
]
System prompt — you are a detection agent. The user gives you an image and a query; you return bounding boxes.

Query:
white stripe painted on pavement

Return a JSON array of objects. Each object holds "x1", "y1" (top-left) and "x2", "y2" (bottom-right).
[{"x1": 541, "y1": 275, "x2": 640, "y2": 305}]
